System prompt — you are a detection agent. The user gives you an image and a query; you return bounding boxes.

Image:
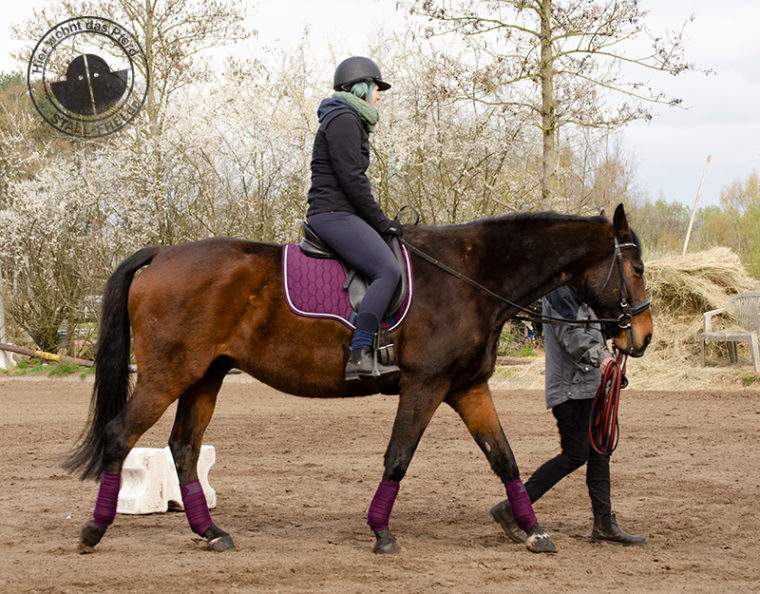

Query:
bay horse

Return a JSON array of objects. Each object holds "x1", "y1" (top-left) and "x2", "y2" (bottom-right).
[{"x1": 64, "y1": 204, "x2": 652, "y2": 555}]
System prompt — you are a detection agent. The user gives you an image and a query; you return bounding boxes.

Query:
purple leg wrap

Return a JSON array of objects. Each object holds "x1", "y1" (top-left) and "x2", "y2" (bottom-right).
[
  {"x1": 506, "y1": 478, "x2": 537, "y2": 532},
  {"x1": 93, "y1": 471, "x2": 121, "y2": 527},
  {"x1": 367, "y1": 479, "x2": 400, "y2": 531},
  {"x1": 180, "y1": 480, "x2": 213, "y2": 536}
]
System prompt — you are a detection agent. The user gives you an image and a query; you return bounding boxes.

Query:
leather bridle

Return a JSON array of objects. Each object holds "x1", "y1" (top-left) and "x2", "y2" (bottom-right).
[{"x1": 594, "y1": 239, "x2": 651, "y2": 330}]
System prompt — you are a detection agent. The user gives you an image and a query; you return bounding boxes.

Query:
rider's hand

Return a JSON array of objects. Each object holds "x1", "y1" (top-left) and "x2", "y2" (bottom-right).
[{"x1": 385, "y1": 220, "x2": 403, "y2": 237}]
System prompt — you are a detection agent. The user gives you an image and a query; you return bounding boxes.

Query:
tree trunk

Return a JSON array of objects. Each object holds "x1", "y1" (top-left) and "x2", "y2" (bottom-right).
[{"x1": 539, "y1": 0, "x2": 557, "y2": 207}]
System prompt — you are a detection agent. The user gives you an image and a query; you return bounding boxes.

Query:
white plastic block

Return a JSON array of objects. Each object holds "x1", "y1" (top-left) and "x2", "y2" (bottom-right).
[
  {"x1": 117, "y1": 445, "x2": 216, "y2": 515},
  {"x1": 117, "y1": 447, "x2": 169, "y2": 514},
  {"x1": 165, "y1": 445, "x2": 217, "y2": 511},
  {"x1": 0, "y1": 350, "x2": 15, "y2": 369}
]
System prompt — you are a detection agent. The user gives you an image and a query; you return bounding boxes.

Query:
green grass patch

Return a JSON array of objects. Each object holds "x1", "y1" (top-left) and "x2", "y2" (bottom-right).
[
  {"x1": 741, "y1": 374, "x2": 760, "y2": 387},
  {"x1": 500, "y1": 343, "x2": 538, "y2": 358},
  {"x1": 492, "y1": 367, "x2": 519, "y2": 379},
  {"x1": 5, "y1": 358, "x2": 94, "y2": 379},
  {"x1": 497, "y1": 319, "x2": 541, "y2": 358}
]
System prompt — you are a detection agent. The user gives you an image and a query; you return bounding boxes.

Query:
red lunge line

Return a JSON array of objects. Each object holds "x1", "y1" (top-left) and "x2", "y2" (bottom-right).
[{"x1": 589, "y1": 353, "x2": 627, "y2": 455}]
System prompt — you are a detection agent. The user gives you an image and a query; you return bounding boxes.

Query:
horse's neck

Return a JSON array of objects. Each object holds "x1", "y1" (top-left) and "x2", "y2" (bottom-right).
[
  {"x1": 467, "y1": 217, "x2": 613, "y2": 309},
  {"x1": 411, "y1": 216, "x2": 612, "y2": 310}
]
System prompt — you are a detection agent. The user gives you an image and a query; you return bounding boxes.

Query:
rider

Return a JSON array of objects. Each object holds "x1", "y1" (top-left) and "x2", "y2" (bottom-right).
[
  {"x1": 491, "y1": 285, "x2": 646, "y2": 546},
  {"x1": 306, "y1": 56, "x2": 402, "y2": 382}
]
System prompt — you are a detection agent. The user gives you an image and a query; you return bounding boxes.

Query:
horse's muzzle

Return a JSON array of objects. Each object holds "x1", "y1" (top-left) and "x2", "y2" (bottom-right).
[
  {"x1": 612, "y1": 315, "x2": 652, "y2": 357},
  {"x1": 626, "y1": 332, "x2": 652, "y2": 358}
]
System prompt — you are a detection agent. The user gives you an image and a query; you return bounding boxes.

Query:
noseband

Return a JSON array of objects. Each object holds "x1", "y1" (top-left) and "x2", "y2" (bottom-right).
[{"x1": 596, "y1": 239, "x2": 651, "y2": 330}]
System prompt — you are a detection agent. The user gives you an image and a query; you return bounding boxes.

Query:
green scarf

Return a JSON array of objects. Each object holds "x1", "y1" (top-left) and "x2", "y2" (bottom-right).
[{"x1": 333, "y1": 91, "x2": 379, "y2": 133}]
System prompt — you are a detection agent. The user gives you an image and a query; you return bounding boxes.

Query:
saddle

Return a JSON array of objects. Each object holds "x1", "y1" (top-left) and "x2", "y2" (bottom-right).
[
  {"x1": 298, "y1": 221, "x2": 409, "y2": 317},
  {"x1": 282, "y1": 222, "x2": 413, "y2": 389}
]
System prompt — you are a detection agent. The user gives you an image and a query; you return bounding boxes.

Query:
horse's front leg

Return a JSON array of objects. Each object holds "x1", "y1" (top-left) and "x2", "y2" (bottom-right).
[
  {"x1": 367, "y1": 378, "x2": 448, "y2": 554},
  {"x1": 446, "y1": 381, "x2": 556, "y2": 553}
]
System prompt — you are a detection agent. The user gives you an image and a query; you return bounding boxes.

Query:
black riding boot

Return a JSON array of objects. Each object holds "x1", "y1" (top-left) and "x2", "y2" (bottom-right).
[
  {"x1": 591, "y1": 513, "x2": 646, "y2": 545},
  {"x1": 345, "y1": 346, "x2": 400, "y2": 382}
]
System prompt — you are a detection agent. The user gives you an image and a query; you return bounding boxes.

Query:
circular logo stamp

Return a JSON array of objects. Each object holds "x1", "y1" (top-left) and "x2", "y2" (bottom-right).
[{"x1": 27, "y1": 16, "x2": 149, "y2": 137}]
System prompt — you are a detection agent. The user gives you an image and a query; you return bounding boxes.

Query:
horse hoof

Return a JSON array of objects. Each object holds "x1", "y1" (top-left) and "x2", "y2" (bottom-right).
[
  {"x1": 77, "y1": 542, "x2": 97, "y2": 554},
  {"x1": 525, "y1": 525, "x2": 557, "y2": 554},
  {"x1": 490, "y1": 500, "x2": 528, "y2": 544},
  {"x1": 78, "y1": 522, "x2": 107, "y2": 553},
  {"x1": 372, "y1": 529, "x2": 401, "y2": 554},
  {"x1": 208, "y1": 535, "x2": 236, "y2": 552},
  {"x1": 203, "y1": 524, "x2": 235, "y2": 552}
]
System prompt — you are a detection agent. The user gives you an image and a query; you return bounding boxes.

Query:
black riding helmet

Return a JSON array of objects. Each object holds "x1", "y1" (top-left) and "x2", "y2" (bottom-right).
[{"x1": 333, "y1": 56, "x2": 391, "y2": 91}]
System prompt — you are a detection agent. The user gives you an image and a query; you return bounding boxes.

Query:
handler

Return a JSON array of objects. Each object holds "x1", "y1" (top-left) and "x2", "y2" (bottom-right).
[
  {"x1": 491, "y1": 285, "x2": 646, "y2": 545},
  {"x1": 306, "y1": 56, "x2": 402, "y2": 382}
]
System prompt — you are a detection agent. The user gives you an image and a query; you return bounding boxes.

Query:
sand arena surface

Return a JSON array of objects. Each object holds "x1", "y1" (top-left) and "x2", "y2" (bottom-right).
[{"x1": 0, "y1": 375, "x2": 758, "y2": 592}]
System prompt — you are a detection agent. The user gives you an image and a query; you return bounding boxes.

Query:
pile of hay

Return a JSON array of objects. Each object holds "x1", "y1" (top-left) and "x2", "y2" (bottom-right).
[
  {"x1": 494, "y1": 247, "x2": 760, "y2": 390},
  {"x1": 632, "y1": 247, "x2": 760, "y2": 387},
  {"x1": 646, "y1": 247, "x2": 759, "y2": 320}
]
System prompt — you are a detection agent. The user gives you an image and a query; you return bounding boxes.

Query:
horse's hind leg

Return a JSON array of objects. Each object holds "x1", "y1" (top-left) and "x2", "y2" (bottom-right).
[
  {"x1": 168, "y1": 363, "x2": 232, "y2": 551},
  {"x1": 79, "y1": 381, "x2": 182, "y2": 553},
  {"x1": 445, "y1": 381, "x2": 556, "y2": 553}
]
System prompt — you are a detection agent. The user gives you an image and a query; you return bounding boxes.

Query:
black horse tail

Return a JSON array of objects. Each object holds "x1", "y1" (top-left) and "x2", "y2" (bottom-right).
[{"x1": 63, "y1": 246, "x2": 162, "y2": 480}]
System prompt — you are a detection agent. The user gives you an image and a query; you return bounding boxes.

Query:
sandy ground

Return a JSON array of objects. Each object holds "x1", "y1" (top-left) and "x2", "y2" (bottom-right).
[{"x1": 0, "y1": 374, "x2": 759, "y2": 593}]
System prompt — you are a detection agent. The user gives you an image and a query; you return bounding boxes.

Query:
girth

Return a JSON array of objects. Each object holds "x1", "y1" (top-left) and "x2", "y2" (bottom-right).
[{"x1": 299, "y1": 221, "x2": 408, "y2": 316}]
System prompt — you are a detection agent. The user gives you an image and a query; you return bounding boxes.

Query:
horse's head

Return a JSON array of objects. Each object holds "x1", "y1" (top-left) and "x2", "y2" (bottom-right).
[{"x1": 575, "y1": 204, "x2": 653, "y2": 357}]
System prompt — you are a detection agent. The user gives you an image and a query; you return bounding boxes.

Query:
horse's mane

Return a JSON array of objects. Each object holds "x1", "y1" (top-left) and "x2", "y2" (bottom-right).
[
  {"x1": 458, "y1": 211, "x2": 642, "y2": 257},
  {"x1": 410, "y1": 210, "x2": 648, "y2": 263},
  {"x1": 432, "y1": 211, "x2": 610, "y2": 233},
  {"x1": 460, "y1": 211, "x2": 643, "y2": 255}
]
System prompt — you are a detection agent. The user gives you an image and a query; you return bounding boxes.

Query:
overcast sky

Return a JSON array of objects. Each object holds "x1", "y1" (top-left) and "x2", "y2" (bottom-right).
[{"x1": 3, "y1": 0, "x2": 758, "y2": 209}]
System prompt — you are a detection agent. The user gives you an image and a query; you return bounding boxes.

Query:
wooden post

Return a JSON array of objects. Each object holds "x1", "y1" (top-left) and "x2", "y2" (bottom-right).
[
  {"x1": 0, "y1": 342, "x2": 94, "y2": 367},
  {"x1": 0, "y1": 262, "x2": 10, "y2": 368},
  {"x1": 683, "y1": 155, "x2": 712, "y2": 256}
]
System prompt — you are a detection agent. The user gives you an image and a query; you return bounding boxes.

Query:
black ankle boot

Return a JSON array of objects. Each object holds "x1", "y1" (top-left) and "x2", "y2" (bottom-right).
[
  {"x1": 345, "y1": 346, "x2": 400, "y2": 382},
  {"x1": 591, "y1": 513, "x2": 646, "y2": 545},
  {"x1": 346, "y1": 346, "x2": 375, "y2": 381}
]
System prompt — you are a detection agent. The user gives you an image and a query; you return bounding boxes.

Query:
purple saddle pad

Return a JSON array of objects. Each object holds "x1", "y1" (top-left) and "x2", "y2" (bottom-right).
[{"x1": 282, "y1": 243, "x2": 413, "y2": 330}]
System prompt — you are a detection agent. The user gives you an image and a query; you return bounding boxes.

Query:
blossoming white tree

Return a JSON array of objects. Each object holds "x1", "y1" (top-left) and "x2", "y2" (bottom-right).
[
  {"x1": 411, "y1": 0, "x2": 696, "y2": 207},
  {"x1": 1, "y1": 1, "x2": 666, "y2": 353}
]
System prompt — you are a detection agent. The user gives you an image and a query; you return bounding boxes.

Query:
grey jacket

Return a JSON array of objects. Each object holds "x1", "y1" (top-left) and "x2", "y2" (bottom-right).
[{"x1": 542, "y1": 286, "x2": 613, "y2": 409}]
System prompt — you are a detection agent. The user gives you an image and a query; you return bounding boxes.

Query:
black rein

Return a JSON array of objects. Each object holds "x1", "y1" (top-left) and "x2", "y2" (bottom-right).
[{"x1": 399, "y1": 237, "x2": 650, "y2": 330}]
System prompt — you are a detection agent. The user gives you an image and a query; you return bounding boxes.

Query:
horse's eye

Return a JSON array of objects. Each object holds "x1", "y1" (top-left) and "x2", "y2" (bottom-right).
[{"x1": 633, "y1": 265, "x2": 644, "y2": 276}]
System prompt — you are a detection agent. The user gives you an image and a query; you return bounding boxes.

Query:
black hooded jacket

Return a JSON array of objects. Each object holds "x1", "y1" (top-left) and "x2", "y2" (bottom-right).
[{"x1": 306, "y1": 98, "x2": 394, "y2": 233}]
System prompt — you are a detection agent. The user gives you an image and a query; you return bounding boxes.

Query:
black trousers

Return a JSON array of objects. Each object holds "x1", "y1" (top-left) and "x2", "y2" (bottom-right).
[
  {"x1": 524, "y1": 398, "x2": 612, "y2": 516},
  {"x1": 307, "y1": 211, "x2": 400, "y2": 328}
]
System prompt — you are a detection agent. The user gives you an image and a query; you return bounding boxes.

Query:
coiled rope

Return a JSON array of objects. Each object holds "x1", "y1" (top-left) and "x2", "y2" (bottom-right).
[{"x1": 589, "y1": 352, "x2": 628, "y2": 455}]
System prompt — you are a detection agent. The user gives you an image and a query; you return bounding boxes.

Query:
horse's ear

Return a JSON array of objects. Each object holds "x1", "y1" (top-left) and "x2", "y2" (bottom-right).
[{"x1": 613, "y1": 203, "x2": 629, "y2": 235}]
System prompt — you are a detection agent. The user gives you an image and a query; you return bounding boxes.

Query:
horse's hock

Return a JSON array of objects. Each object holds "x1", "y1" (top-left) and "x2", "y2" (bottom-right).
[
  {"x1": 700, "y1": 291, "x2": 760, "y2": 372},
  {"x1": 117, "y1": 445, "x2": 216, "y2": 515}
]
